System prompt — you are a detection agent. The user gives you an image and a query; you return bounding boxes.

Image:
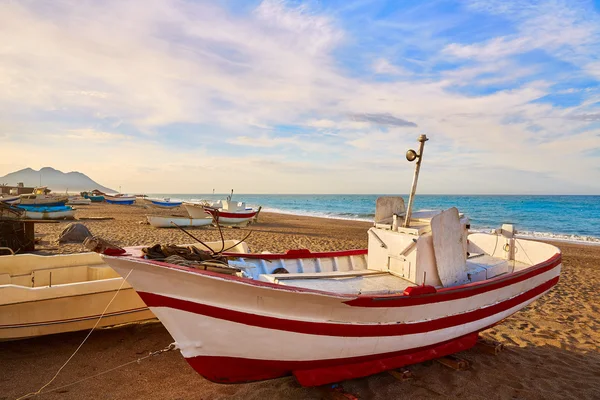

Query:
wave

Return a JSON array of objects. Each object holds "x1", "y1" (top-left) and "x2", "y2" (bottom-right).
[{"x1": 261, "y1": 207, "x2": 374, "y2": 222}]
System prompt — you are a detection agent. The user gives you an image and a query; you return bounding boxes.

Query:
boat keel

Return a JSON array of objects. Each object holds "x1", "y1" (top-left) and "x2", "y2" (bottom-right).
[{"x1": 185, "y1": 332, "x2": 479, "y2": 386}]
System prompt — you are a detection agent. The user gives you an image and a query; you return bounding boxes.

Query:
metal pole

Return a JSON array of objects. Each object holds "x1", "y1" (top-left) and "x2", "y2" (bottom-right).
[{"x1": 403, "y1": 134, "x2": 428, "y2": 227}]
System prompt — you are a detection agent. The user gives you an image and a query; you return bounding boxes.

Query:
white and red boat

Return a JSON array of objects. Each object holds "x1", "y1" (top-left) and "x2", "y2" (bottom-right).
[
  {"x1": 101, "y1": 136, "x2": 561, "y2": 386},
  {"x1": 184, "y1": 199, "x2": 259, "y2": 226}
]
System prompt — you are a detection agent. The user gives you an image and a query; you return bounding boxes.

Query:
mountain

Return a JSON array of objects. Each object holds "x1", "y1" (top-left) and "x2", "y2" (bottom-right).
[{"x1": 0, "y1": 167, "x2": 115, "y2": 193}]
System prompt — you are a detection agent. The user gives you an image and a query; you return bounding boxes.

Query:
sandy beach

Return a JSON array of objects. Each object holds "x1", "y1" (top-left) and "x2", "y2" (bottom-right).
[{"x1": 1, "y1": 203, "x2": 599, "y2": 400}]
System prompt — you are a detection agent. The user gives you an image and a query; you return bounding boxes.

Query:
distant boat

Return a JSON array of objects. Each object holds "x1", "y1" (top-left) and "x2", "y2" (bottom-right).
[
  {"x1": 81, "y1": 192, "x2": 105, "y2": 202},
  {"x1": 67, "y1": 197, "x2": 92, "y2": 205},
  {"x1": 147, "y1": 198, "x2": 183, "y2": 208},
  {"x1": 0, "y1": 195, "x2": 20, "y2": 205},
  {"x1": 17, "y1": 205, "x2": 75, "y2": 220},
  {"x1": 104, "y1": 194, "x2": 136, "y2": 205},
  {"x1": 184, "y1": 199, "x2": 260, "y2": 226},
  {"x1": 146, "y1": 215, "x2": 213, "y2": 228},
  {"x1": 19, "y1": 194, "x2": 68, "y2": 207}
]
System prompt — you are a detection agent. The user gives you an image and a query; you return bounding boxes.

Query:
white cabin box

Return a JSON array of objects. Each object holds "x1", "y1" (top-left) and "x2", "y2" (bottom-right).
[{"x1": 367, "y1": 197, "x2": 470, "y2": 287}]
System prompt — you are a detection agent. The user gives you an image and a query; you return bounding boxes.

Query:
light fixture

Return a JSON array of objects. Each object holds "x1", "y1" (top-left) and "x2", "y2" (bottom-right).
[{"x1": 406, "y1": 149, "x2": 418, "y2": 162}]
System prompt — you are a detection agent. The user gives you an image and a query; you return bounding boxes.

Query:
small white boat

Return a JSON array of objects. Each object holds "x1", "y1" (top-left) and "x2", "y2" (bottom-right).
[
  {"x1": 146, "y1": 215, "x2": 213, "y2": 228},
  {"x1": 0, "y1": 195, "x2": 20, "y2": 204},
  {"x1": 147, "y1": 198, "x2": 183, "y2": 208},
  {"x1": 105, "y1": 194, "x2": 136, "y2": 205},
  {"x1": 20, "y1": 205, "x2": 75, "y2": 220},
  {"x1": 184, "y1": 200, "x2": 259, "y2": 226},
  {"x1": 0, "y1": 240, "x2": 248, "y2": 340},
  {"x1": 102, "y1": 136, "x2": 562, "y2": 386},
  {"x1": 67, "y1": 197, "x2": 92, "y2": 205}
]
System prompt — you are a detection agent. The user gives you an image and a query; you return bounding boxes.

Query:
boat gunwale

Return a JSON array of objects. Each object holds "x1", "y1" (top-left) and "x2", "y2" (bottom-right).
[{"x1": 104, "y1": 249, "x2": 561, "y2": 306}]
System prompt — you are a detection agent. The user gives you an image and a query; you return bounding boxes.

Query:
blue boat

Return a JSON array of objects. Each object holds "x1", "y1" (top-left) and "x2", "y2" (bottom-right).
[
  {"x1": 17, "y1": 205, "x2": 72, "y2": 212},
  {"x1": 147, "y1": 198, "x2": 183, "y2": 208}
]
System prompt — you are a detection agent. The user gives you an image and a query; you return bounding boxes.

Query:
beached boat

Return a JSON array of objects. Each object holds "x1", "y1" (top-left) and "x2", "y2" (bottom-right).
[
  {"x1": 18, "y1": 205, "x2": 75, "y2": 220},
  {"x1": 67, "y1": 197, "x2": 92, "y2": 205},
  {"x1": 146, "y1": 215, "x2": 213, "y2": 228},
  {"x1": 81, "y1": 192, "x2": 105, "y2": 202},
  {"x1": 0, "y1": 195, "x2": 20, "y2": 205},
  {"x1": 184, "y1": 200, "x2": 259, "y2": 226},
  {"x1": 101, "y1": 136, "x2": 562, "y2": 386},
  {"x1": 19, "y1": 194, "x2": 68, "y2": 207},
  {"x1": 147, "y1": 198, "x2": 183, "y2": 208},
  {"x1": 0, "y1": 240, "x2": 249, "y2": 340},
  {"x1": 105, "y1": 194, "x2": 136, "y2": 205}
]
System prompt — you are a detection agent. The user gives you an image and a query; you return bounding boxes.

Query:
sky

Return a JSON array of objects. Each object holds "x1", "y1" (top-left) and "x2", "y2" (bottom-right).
[{"x1": 1, "y1": 0, "x2": 600, "y2": 194}]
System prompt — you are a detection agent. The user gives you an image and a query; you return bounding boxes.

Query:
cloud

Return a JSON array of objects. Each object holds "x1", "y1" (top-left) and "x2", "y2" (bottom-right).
[
  {"x1": 566, "y1": 113, "x2": 600, "y2": 121},
  {"x1": 348, "y1": 113, "x2": 417, "y2": 127},
  {"x1": 0, "y1": 0, "x2": 598, "y2": 194}
]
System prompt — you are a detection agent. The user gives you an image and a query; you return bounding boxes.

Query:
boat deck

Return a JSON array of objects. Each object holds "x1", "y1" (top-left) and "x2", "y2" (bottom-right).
[
  {"x1": 259, "y1": 270, "x2": 413, "y2": 295},
  {"x1": 255, "y1": 254, "x2": 531, "y2": 294}
]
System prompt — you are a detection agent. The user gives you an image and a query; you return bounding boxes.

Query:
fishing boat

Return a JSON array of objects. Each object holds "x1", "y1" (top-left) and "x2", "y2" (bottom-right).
[
  {"x1": 19, "y1": 189, "x2": 68, "y2": 207},
  {"x1": 81, "y1": 192, "x2": 105, "y2": 202},
  {"x1": 101, "y1": 136, "x2": 561, "y2": 386},
  {"x1": 67, "y1": 197, "x2": 92, "y2": 205},
  {"x1": 18, "y1": 205, "x2": 75, "y2": 220},
  {"x1": 184, "y1": 199, "x2": 259, "y2": 226},
  {"x1": 105, "y1": 194, "x2": 136, "y2": 205},
  {"x1": 147, "y1": 198, "x2": 183, "y2": 208},
  {"x1": 146, "y1": 215, "x2": 213, "y2": 228},
  {"x1": 0, "y1": 195, "x2": 20, "y2": 205},
  {"x1": 0, "y1": 240, "x2": 248, "y2": 340}
]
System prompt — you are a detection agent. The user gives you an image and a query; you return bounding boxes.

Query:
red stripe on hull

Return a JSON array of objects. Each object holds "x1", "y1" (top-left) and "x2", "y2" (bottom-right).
[
  {"x1": 206, "y1": 209, "x2": 257, "y2": 219},
  {"x1": 344, "y1": 253, "x2": 561, "y2": 307},
  {"x1": 185, "y1": 332, "x2": 479, "y2": 386},
  {"x1": 138, "y1": 275, "x2": 559, "y2": 337}
]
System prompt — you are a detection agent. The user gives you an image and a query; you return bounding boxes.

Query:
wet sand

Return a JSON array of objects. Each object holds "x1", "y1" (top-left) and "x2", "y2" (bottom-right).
[{"x1": 1, "y1": 203, "x2": 599, "y2": 399}]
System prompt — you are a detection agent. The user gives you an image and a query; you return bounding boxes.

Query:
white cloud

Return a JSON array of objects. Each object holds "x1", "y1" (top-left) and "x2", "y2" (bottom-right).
[{"x1": 0, "y1": 0, "x2": 598, "y2": 194}]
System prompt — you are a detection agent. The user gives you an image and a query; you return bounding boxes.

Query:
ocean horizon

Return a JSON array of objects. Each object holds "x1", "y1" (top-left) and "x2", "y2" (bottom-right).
[{"x1": 146, "y1": 194, "x2": 600, "y2": 244}]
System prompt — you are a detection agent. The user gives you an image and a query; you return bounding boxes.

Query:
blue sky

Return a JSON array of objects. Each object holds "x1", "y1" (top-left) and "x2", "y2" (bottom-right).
[{"x1": 1, "y1": 0, "x2": 599, "y2": 194}]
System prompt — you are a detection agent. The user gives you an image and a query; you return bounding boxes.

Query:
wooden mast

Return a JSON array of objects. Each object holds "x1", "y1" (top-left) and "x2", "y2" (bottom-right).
[{"x1": 403, "y1": 134, "x2": 428, "y2": 228}]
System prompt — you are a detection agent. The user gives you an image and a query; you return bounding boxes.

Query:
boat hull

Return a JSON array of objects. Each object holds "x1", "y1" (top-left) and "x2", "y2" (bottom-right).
[
  {"x1": 0, "y1": 288, "x2": 153, "y2": 340},
  {"x1": 149, "y1": 199, "x2": 183, "y2": 208},
  {"x1": 103, "y1": 246, "x2": 561, "y2": 386},
  {"x1": 105, "y1": 195, "x2": 136, "y2": 205},
  {"x1": 184, "y1": 204, "x2": 257, "y2": 226},
  {"x1": 0, "y1": 252, "x2": 155, "y2": 340},
  {"x1": 23, "y1": 209, "x2": 75, "y2": 220},
  {"x1": 146, "y1": 215, "x2": 213, "y2": 228}
]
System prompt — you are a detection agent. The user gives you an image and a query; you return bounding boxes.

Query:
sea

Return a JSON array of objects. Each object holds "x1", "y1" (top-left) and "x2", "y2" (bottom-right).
[{"x1": 148, "y1": 194, "x2": 600, "y2": 244}]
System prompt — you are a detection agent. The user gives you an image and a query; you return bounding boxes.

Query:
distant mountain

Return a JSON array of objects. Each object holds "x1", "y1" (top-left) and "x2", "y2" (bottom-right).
[{"x1": 0, "y1": 167, "x2": 115, "y2": 193}]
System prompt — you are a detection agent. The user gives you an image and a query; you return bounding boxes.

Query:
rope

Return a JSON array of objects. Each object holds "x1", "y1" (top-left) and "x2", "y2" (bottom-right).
[
  {"x1": 18, "y1": 343, "x2": 177, "y2": 398},
  {"x1": 515, "y1": 238, "x2": 534, "y2": 265},
  {"x1": 16, "y1": 269, "x2": 134, "y2": 400}
]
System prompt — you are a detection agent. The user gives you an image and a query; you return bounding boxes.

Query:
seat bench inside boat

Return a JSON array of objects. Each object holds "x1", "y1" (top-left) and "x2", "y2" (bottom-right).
[{"x1": 258, "y1": 269, "x2": 415, "y2": 295}]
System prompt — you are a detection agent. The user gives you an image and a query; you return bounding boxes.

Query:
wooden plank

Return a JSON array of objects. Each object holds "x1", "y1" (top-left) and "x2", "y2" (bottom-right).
[
  {"x1": 388, "y1": 367, "x2": 414, "y2": 381},
  {"x1": 436, "y1": 355, "x2": 470, "y2": 370},
  {"x1": 317, "y1": 384, "x2": 359, "y2": 400},
  {"x1": 475, "y1": 338, "x2": 504, "y2": 355},
  {"x1": 431, "y1": 207, "x2": 467, "y2": 287}
]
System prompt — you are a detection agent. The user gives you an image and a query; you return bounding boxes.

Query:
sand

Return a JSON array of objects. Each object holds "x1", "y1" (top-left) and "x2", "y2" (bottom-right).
[{"x1": 1, "y1": 203, "x2": 599, "y2": 400}]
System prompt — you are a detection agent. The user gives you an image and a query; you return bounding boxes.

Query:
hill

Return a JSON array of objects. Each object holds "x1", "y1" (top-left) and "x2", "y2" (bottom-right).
[{"x1": 0, "y1": 167, "x2": 115, "y2": 193}]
